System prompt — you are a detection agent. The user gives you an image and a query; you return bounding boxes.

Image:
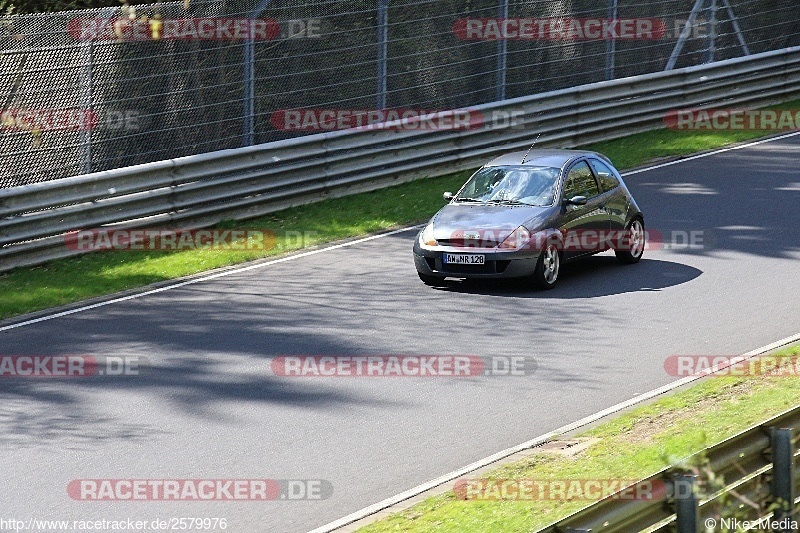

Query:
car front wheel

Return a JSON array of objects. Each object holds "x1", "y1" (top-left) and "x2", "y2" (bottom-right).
[
  {"x1": 531, "y1": 244, "x2": 560, "y2": 290},
  {"x1": 615, "y1": 218, "x2": 645, "y2": 264}
]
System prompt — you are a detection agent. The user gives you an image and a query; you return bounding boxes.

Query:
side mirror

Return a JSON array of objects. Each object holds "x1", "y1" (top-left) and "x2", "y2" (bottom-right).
[
  {"x1": 443, "y1": 192, "x2": 454, "y2": 202},
  {"x1": 563, "y1": 195, "x2": 588, "y2": 206}
]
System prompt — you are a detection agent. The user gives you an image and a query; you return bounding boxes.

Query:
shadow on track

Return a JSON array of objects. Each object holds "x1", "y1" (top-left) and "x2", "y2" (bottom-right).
[{"x1": 429, "y1": 255, "x2": 702, "y2": 299}]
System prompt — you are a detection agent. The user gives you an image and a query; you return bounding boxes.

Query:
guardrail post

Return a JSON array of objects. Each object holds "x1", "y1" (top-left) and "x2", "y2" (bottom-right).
[
  {"x1": 674, "y1": 474, "x2": 699, "y2": 533},
  {"x1": 771, "y1": 428, "x2": 795, "y2": 530}
]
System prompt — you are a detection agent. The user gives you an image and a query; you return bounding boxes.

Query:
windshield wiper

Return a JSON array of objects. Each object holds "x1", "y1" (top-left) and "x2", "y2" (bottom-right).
[
  {"x1": 454, "y1": 197, "x2": 484, "y2": 203},
  {"x1": 487, "y1": 199, "x2": 529, "y2": 205}
]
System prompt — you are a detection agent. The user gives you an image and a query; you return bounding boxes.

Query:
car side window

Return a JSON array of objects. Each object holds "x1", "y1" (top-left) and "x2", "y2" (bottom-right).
[
  {"x1": 563, "y1": 161, "x2": 599, "y2": 200},
  {"x1": 590, "y1": 159, "x2": 620, "y2": 192}
]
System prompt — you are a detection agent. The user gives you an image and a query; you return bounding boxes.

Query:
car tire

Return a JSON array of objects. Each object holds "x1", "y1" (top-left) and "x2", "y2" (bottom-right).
[
  {"x1": 418, "y1": 272, "x2": 446, "y2": 286},
  {"x1": 615, "y1": 218, "x2": 645, "y2": 264},
  {"x1": 531, "y1": 243, "x2": 560, "y2": 290}
]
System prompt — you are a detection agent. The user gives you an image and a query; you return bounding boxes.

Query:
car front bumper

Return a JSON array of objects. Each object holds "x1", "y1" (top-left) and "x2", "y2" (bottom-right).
[{"x1": 413, "y1": 242, "x2": 541, "y2": 279}]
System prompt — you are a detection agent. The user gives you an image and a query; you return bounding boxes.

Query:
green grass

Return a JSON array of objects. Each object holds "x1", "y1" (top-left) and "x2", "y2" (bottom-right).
[
  {"x1": 357, "y1": 344, "x2": 800, "y2": 532},
  {"x1": 583, "y1": 127, "x2": 776, "y2": 170},
  {"x1": 0, "y1": 171, "x2": 472, "y2": 320},
  {"x1": 2, "y1": 99, "x2": 794, "y2": 320}
]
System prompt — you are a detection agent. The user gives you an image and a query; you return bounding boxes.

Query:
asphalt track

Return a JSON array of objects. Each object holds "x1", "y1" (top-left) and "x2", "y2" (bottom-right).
[{"x1": 1, "y1": 135, "x2": 799, "y2": 533}]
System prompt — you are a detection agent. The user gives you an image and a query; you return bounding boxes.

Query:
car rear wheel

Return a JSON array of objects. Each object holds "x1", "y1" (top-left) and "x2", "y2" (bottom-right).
[
  {"x1": 531, "y1": 244, "x2": 560, "y2": 290},
  {"x1": 418, "y1": 272, "x2": 446, "y2": 286},
  {"x1": 615, "y1": 218, "x2": 645, "y2": 264}
]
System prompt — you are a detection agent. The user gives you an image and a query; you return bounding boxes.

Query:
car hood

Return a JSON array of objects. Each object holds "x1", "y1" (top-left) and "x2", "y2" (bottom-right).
[{"x1": 432, "y1": 203, "x2": 555, "y2": 244}]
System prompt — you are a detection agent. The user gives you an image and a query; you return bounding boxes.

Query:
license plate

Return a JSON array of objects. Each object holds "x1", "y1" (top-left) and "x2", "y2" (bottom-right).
[{"x1": 444, "y1": 254, "x2": 485, "y2": 265}]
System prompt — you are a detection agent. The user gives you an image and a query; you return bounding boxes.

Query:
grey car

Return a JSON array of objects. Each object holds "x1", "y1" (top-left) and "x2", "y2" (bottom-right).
[{"x1": 412, "y1": 149, "x2": 645, "y2": 289}]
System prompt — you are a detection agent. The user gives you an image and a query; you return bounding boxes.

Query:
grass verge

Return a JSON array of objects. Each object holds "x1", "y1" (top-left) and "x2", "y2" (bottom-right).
[
  {"x1": 2, "y1": 102, "x2": 794, "y2": 320},
  {"x1": 356, "y1": 343, "x2": 800, "y2": 532}
]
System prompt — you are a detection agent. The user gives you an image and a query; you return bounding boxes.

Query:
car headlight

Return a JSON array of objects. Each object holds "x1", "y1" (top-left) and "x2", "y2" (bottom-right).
[
  {"x1": 419, "y1": 222, "x2": 437, "y2": 246},
  {"x1": 497, "y1": 225, "x2": 531, "y2": 250}
]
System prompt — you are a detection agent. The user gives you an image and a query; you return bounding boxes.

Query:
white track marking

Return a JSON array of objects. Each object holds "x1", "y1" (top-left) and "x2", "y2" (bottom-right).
[
  {"x1": 0, "y1": 226, "x2": 420, "y2": 333},
  {"x1": 620, "y1": 131, "x2": 800, "y2": 176}
]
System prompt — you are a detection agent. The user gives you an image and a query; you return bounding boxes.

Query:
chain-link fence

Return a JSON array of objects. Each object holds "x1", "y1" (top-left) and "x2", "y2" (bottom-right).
[{"x1": 1, "y1": 0, "x2": 799, "y2": 188}]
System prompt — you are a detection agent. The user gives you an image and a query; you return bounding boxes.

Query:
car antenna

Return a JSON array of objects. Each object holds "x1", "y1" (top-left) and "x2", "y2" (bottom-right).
[{"x1": 520, "y1": 133, "x2": 541, "y2": 164}]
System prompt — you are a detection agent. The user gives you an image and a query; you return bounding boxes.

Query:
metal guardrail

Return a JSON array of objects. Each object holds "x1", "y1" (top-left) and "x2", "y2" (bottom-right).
[
  {"x1": 534, "y1": 404, "x2": 800, "y2": 532},
  {"x1": 2, "y1": 45, "x2": 800, "y2": 271}
]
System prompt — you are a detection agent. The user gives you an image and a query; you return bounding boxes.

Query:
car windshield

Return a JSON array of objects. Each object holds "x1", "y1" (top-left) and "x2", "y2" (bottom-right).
[{"x1": 454, "y1": 166, "x2": 560, "y2": 206}]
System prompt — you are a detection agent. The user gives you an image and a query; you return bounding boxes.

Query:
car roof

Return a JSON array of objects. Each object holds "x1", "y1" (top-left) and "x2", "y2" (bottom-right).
[{"x1": 485, "y1": 149, "x2": 608, "y2": 169}]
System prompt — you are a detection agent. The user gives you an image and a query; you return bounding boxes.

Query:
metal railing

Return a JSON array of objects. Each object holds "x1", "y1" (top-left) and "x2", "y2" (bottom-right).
[
  {"x1": 533, "y1": 404, "x2": 800, "y2": 532},
  {"x1": 5, "y1": 0, "x2": 796, "y2": 188},
  {"x1": 1, "y1": 45, "x2": 800, "y2": 271}
]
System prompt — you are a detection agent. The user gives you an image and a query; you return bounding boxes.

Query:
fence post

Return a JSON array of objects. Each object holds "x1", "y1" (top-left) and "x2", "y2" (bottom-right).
[
  {"x1": 242, "y1": 0, "x2": 274, "y2": 147},
  {"x1": 376, "y1": 0, "x2": 389, "y2": 110},
  {"x1": 243, "y1": 39, "x2": 255, "y2": 146},
  {"x1": 79, "y1": 41, "x2": 93, "y2": 175},
  {"x1": 605, "y1": 0, "x2": 618, "y2": 80},
  {"x1": 674, "y1": 474, "x2": 699, "y2": 533},
  {"x1": 771, "y1": 428, "x2": 795, "y2": 531},
  {"x1": 496, "y1": 0, "x2": 508, "y2": 100},
  {"x1": 666, "y1": 0, "x2": 706, "y2": 70},
  {"x1": 706, "y1": 0, "x2": 717, "y2": 63}
]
